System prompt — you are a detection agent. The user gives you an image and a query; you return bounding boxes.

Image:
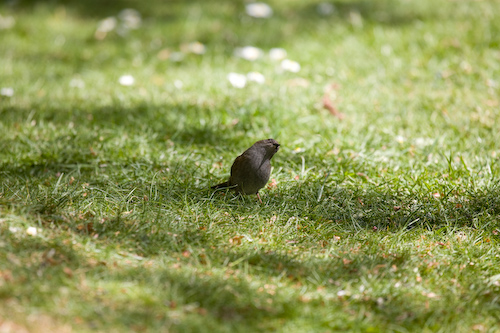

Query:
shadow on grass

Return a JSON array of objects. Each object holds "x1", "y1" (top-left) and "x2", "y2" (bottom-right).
[
  {"x1": 0, "y1": 102, "x2": 260, "y2": 151},
  {"x1": 3, "y1": 172, "x2": 500, "y2": 329},
  {"x1": 8, "y1": 0, "x2": 433, "y2": 27},
  {"x1": 3, "y1": 0, "x2": 442, "y2": 56}
]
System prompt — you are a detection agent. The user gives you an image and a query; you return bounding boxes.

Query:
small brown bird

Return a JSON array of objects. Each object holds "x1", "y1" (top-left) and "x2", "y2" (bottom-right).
[{"x1": 212, "y1": 138, "x2": 280, "y2": 203}]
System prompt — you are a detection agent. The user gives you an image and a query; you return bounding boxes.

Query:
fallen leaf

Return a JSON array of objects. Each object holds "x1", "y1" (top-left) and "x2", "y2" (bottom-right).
[
  {"x1": 229, "y1": 235, "x2": 244, "y2": 246},
  {"x1": 472, "y1": 324, "x2": 486, "y2": 332},
  {"x1": 422, "y1": 291, "x2": 439, "y2": 298},
  {"x1": 299, "y1": 295, "x2": 311, "y2": 303},
  {"x1": 267, "y1": 178, "x2": 277, "y2": 189},
  {"x1": 322, "y1": 83, "x2": 345, "y2": 119},
  {"x1": 63, "y1": 267, "x2": 73, "y2": 278}
]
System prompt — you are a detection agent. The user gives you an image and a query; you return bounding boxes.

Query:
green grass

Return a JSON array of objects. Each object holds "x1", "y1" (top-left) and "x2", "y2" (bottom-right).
[{"x1": 1, "y1": 0, "x2": 500, "y2": 331}]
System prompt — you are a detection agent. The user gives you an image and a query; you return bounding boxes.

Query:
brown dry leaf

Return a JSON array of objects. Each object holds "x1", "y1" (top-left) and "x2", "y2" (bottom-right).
[
  {"x1": 229, "y1": 235, "x2": 244, "y2": 246},
  {"x1": 7, "y1": 253, "x2": 21, "y2": 266},
  {"x1": 198, "y1": 253, "x2": 207, "y2": 265},
  {"x1": 212, "y1": 161, "x2": 223, "y2": 169},
  {"x1": 0, "y1": 270, "x2": 13, "y2": 282},
  {"x1": 267, "y1": 178, "x2": 277, "y2": 189},
  {"x1": 422, "y1": 291, "x2": 439, "y2": 298},
  {"x1": 342, "y1": 258, "x2": 352, "y2": 265},
  {"x1": 472, "y1": 324, "x2": 486, "y2": 332},
  {"x1": 167, "y1": 300, "x2": 177, "y2": 309},
  {"x1": 322, "y1": 83, "x2": 345, "y2": 119},
  {"x1": 287, "y1": 78, "x2": 310, "y2": 87},
  {"x1": 77, "y1": 222, "x2": 94, "y2": 234},
  {"x1": 157, "y1": 49, "x2": 171, "y2": 60},
  {"x1": 182, "y1": 250, "x2": 191, "y2": 258},
  {"x1": 63, "y1": 267, "x2": 73, "y2": 278},
  {"x1": 299, "y1": 295, "x2": 312, "y2": 303}
]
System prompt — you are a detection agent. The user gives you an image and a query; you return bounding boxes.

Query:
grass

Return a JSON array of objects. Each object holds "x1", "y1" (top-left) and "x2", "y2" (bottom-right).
[{"x1": 1, "y1": 0, "x2": 500, "y2": 331}]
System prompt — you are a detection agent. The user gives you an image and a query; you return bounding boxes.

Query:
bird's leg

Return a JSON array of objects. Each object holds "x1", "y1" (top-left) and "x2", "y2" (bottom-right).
[{"x1": 256, "y1": 192, "x2": 263, "y2": 204}]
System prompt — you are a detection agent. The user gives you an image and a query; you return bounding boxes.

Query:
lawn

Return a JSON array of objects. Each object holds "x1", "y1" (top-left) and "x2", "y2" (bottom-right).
[{"x1": 1, "y1": 0, "x2": 500, "y2": 331}]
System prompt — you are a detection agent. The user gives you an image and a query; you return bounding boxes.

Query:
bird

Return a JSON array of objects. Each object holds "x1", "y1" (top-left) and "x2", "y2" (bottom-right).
[{"x1": 211, "y1": 139, "x2": 280, "y2": 203}]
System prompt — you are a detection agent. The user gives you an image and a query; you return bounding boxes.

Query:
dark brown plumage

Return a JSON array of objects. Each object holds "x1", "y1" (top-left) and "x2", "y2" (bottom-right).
[{"x1": 211, "y1": 139, "x2": 280, "y2": 203}]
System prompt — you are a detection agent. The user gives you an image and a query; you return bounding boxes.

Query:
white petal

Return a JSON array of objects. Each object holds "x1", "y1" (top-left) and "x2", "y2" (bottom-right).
[
  {"x1": 97, "y1": 17, "x2": 117, "y2": 33},
  {"x1": 337, "y1": 290, "x2": 349, "y2": 297},
  {"x1": 0, "y1": 87, "x2": 14, "y2": 97},
  {"x1": 0, "y1": 15, "x2": 16, "y2": 30},
  {"x1": 317, "y1": 3, "x2": 335, "y2": 16},
  {"x1": 281, "y1": 59, "x2": 301, "y2": 73},
  {"x1": 26, "y1": 227, "x2": 38, "y2": 236},
  {"x1": 247, "y1": 72, "x2": 265, "y2": 84},
  {"x1": 118, "y1": 9, "x2": 141, "y2": 29},
  {"x1": 234, "y1": 46, "x2": 263, "y2": 61},
  {"x1": 169, "y1": 52, "x2": 185, "y2": 62},
  {"x1": 227, "y1": 72, "x2": 247, "y2": 88},
  {"x1": 173, "y1": 80, "x2": 183, "y2": 89},
  {"x1": 188, "y1": 41, "x2": 206, "y2": 54},
  {"x1": 269, "y1": 48, "x2": 287, "y2": 61},
  {"x1": 246, "y1": 3, "x2": 273, "y2": 18},
  {"x1": 69, "y1": 78, "x2": 85, "y2": 89},
  {"x1": 119, "y1": 75, "x2": 135, "y2": 86}
]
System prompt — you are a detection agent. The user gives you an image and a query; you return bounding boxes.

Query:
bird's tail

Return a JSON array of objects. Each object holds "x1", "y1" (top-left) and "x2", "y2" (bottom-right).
[{"x1": 211, "y1": 181, "x2": 230, "y2": 189}]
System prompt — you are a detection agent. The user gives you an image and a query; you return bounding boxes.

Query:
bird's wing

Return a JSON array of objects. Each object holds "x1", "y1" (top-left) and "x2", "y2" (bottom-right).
[{"x1": 230, "y1": 153, "x2": 254, "y2": 178}]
